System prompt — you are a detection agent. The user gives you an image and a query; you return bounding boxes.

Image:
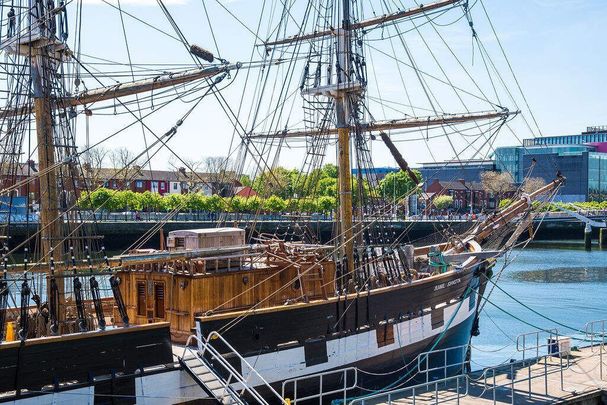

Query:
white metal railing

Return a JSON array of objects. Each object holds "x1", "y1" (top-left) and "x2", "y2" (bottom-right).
[
  {"x1": 516, "y1": 329, "x2": 559, "y2": 360},
  {"x1": 281, "y1": 367, "x2": 357, "y2": 404},
  {"x1": 479, "y1": 336, "x2": 570, "y2": 405},
  {"x1": 348, "y1": 374, "x2": 469, "y2": 405},
  {"x1": 585, "y1": 319, "x2": 607, "y2": 380},
  {"x1": 180, "y1": 338, "x2": 245, "y2": 405},
  {"x1": 181, "y1": 333, "x2": 288, "y2": 405},
  {"x1": 417, "y1": 344, "x2": 469, "y2": 384}
]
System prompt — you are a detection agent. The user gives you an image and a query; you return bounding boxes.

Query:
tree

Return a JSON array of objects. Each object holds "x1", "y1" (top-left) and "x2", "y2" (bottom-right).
[
  {"x1": 239, "y1": 174, "x2": 252, "y2": 187},
  {"x1": 263, "y1": 195, "x2": 287, "y2": 213},
  {"x1": 82, "y1": 146, "x2": 108, "y2": 186},
  {"x1": 317, "y1": 177, "x2": 337, "y2": 197},
  {"x1": 317, "y1": 196, "x2": 336, "y2": 213},
  {"x1": 433, "y1": 195, "x2": 454, "y2": 210},
  {"x1": 140, "y1": 191, "x2": 164, "y2": 212},
  {"x1": 204, "y1": 156, "x2": 232, "y2": 195},
  {"x1": 523, "y1": 177, "x2": 546, "y2": 193},
  {"x1": 378, "y1": 170, "x2": 422, "y2": 203},
  {"x1": 298, "y1": 198, "x2": 318, "y2": 213},
  {"x1": 164, "y1": 194, "x2": 185, "y2": 211},
  {"x1": 89, "y1": 188, "x2": 113, "y2": 210},
  {"x1": 481, "y1": 171, "x2": 515, "y2": 201},
  {"x1": 243, "y1": 196, "x2": 263, "y2": 212},
  {"x1": 116, "y1": 190, "x2": 141, "y2": 211},
  {"x1": 321, "y1": 163, "x2": 338, "y2": 179},
  {"x1": 253, "y1": 167, "x2": 293, "y2": 199},
  {"x1": 206, "y1": 194, "x2": 225, "y2": 212},
  {"x1": 109, "y1": 147, "x2": 141, "y2": 185},
  {"x1": 227, "y1": 196, "x2": 247, "y2": 212}
]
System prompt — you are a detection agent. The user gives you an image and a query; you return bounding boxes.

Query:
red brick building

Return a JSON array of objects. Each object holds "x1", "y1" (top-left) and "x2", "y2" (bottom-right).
[
  {"x1": 0, "y1": 161, "x2": 40, "y2": 200},
  {"x1": 425, "y1": 179, "x2": 496, "y2": 212}
]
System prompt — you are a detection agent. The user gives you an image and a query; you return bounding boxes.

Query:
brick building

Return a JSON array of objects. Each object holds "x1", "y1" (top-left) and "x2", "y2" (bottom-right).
[{"x1": 425, "y1": 179, "x2": 496, "y2": 212}]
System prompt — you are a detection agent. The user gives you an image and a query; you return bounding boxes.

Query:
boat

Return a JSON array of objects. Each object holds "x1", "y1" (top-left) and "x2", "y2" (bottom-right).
[{"x1": 0, "y1": 0, "x2": 564, "y2": 403}]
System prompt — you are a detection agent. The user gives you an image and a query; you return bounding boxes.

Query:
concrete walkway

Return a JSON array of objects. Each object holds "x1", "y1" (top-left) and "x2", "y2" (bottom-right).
[{"x1": 356, "y1": 346, "x2": 607, "y2": 404}]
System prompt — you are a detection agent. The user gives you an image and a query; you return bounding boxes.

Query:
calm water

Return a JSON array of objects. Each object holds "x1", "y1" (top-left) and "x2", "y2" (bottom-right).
[{"x1": 471, "y1": 241, "x2": 607, "y2": 370}]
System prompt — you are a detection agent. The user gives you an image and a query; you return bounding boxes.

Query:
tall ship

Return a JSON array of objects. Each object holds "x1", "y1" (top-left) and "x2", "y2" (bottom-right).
[{"x1": 0, "y1": 0, "x2": 564, "y2": 403}]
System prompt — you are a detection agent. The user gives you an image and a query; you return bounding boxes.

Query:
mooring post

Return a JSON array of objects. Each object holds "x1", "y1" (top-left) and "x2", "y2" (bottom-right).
[
  {"x1": 599, "y1": 228, "x2": 607, "y2": 249},
  {"x1": 584, "y1": 223, "x2": 592, "y2": 251}
]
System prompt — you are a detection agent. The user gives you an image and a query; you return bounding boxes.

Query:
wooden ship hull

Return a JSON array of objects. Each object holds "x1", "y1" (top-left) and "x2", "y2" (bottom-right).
[{"x1": 197, "y1": 262, "x2": 488, "y2": 400}]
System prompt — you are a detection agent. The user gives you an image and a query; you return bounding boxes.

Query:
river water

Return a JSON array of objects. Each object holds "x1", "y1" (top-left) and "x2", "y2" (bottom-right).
[{"x1": 471, "y1": 241, "x2": 607, "y2": 370}]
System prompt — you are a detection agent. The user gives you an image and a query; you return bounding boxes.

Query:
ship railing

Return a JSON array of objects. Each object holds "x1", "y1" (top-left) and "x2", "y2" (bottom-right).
[
  {"x1": 584, "y1": 319, "x2": 607, "y2": 380},
  {"x1": 348, "y1": 374, "x2": 469, "y2": 405},
  {"x1": 416, "y1": 344, "x2": 470, "y2": 384},
  {"x1": 516, "y1": 329, "x2": 559, "y2": 360},
  {"x1": 281, "y1": 367, "x2": 357, "y2": 404},
  {"x1": 478, "y1": 331, "x2": 570, "y2": 405},
  {"x1": 181, "y1": 335, "x2": 246, "y2": 404},
  {"x1": 199, "y1": 331, "x2": 289, "y2": 405}
]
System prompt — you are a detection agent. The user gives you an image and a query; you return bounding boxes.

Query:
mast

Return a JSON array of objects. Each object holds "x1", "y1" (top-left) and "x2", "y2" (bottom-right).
[
  {"x1": 32, "y1": 51, "x2": 62, "y2": 261},
  {"x1": 335, "y1": 0, "x2": 354, "y2": 276}
]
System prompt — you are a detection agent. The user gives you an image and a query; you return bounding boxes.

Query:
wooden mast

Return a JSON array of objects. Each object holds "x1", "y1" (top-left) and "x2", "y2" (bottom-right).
[
  {"x1": 32, "y1": 54, "x2": 62, "y2": 261},
  {"x1": 335, "y1": 0, "x2": 354, "y2": 276}
]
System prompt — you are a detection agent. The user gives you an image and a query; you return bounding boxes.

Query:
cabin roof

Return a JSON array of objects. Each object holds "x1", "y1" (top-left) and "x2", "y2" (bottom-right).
[{"x1": 168, "y1": 227, "x2": 244, "y2": 236}]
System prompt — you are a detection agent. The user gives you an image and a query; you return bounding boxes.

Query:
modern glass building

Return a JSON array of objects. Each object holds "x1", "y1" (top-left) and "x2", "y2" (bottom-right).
[
  {"x1": 418, "y1": 159, "x2": 495, "y2": 186},
  {"x1": 495, "y1": 127, "x2": 607, "y2": 202}
]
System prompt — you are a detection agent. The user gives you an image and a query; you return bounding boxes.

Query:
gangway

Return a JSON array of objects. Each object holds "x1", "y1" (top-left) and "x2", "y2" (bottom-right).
[{"x1": 179, "y1": 332, "x2": 288, "y2": 405}]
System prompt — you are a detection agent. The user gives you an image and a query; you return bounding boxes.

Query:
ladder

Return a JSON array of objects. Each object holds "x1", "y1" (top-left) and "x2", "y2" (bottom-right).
[
  {"x1": 180, "y1": 347, "x2": 244, "y2": 404},
  {"x1": 180, "y1": 333, "x2": 288, "y2": 405}
]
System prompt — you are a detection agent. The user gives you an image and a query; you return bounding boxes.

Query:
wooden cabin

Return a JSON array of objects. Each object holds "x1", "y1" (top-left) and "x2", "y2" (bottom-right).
[{"x1": 113, "y1": 228, "x2": 336, "y2": 342}]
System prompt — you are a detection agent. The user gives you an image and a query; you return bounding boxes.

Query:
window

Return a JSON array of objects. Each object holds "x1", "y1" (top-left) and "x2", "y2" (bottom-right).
[
  {"x1": 160, "y1": 182, "x2": 165, "y2": 190},
  {"x1": 136, "y1": 181, "x2": 143, "y2": 188},
  {"x1": 137, "y1": 281, "x2": 146, "y2": 316},
  {"x1": 154, "y1": 282, "x2": 165, "y2": 319},
  {"x1": 173, "y1": 183, "x2": 178, "y2": 190},
  {"x1": 175, "y1": 237, "x2": 185, "y2": 248}
]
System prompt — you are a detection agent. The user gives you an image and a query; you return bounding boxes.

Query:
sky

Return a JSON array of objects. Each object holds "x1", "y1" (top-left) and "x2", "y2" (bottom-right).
[{"x1": 16, "y1": 0, "x2": 607, "y2": 173}]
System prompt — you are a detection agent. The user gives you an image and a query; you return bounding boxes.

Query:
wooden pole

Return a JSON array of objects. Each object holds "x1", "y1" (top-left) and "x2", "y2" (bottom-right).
[
  {"x1": 32, "y1": 53, "x2": 64, "y2": 318},
  {"x1": 337, "y1": 124, "x2": 354, "y2": 276}
]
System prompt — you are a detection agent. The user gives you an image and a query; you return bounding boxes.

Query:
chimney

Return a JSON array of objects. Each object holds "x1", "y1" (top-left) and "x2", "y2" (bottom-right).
[{"x1": 457, "y1": 179, "x2": 465, "y2": 185}]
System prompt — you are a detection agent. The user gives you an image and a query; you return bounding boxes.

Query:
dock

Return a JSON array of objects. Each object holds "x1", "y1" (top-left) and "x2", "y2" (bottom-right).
[{"x1": 355, "y1": 345, "x2": 606, "y2": 405}]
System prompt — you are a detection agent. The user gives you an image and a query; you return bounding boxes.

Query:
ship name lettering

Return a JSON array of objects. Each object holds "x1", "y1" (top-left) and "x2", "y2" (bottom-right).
[{"x1": 447, "y1": 278, "x2": 461, "y2": 287}]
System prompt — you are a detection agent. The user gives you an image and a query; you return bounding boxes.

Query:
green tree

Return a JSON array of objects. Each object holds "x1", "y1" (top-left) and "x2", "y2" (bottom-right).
[
  {"x1": 89, "y1": 188, "x2": 113, "y2": 210},
  {"x1": 298, "y1": 198, "x2": 318, "y2": 213},
  {"x1": 114, "y1": 190, "x2": 141, "y2": 211},
  {"x1": 206, "y1": 194, "x2": 225, "y2": 212},
  {"x1": 317, "y1": 177, "x2": 337, "y2": 197},
  {"x1": 164, "y1": 194, "x2": 185, "y2": 211},
  {"x1": 244, "y1": 196, "x2": 263, "y2": 212},
  {"x1": 185, "y1": 193, "x2": 208, "y2": 211},
  {"x1": 378, "y1": 170, "x2": 421, "y2": 203},
  {"x1": 239, "y1": 174, "x2": 252, "y2": 187},
  {"x1": 317, "y1": 196, "x2": 336, "y2": 213},
  {"x1": 433, "y1": 195, "x2": 454, "y2": 210},
  {"x1": 140, "y1": 191, "x2": 164, "y2": 211},
  {"x1": 227, "y1": 196, "x2": 247, "y2": 212},
  {"x1": 263, "y1": 195, "x2": 287, "y2": 213},
  {"x1": 321, "y1": 163, "x2": 338, "y2": 179},
  {"x1": 77, "y1": 191, "x2": 92, "y2": 209}
]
